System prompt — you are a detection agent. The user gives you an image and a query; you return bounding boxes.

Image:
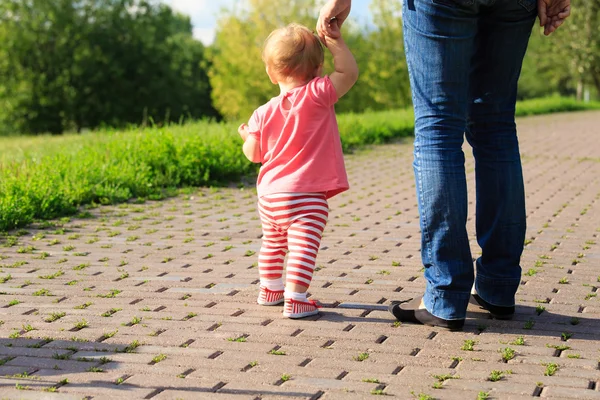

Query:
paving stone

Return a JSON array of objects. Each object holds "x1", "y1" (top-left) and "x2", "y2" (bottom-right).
[{"x1": 0, "y1": 111, "x2": 599, "y2": 398}]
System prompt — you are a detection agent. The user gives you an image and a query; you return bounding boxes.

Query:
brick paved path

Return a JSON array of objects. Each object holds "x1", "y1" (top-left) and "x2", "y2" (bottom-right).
[{"x1": 0, "y1": 111, "x2": 599, "y2": 400}]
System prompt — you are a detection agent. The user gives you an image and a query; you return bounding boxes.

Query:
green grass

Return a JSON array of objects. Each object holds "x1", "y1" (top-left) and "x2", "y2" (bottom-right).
[
  {"x1": 543, "y1": 362, "x2": 559, "y2": 376},
  {"x1": 0, "y1": 97, "x2": 596, "y2": 231},
  {"x1": 488, "y1": 370, "x2": 504, "y2": 382},
  {"x1": 461, "y1": 339, "x2": 477, "y2": 351}
]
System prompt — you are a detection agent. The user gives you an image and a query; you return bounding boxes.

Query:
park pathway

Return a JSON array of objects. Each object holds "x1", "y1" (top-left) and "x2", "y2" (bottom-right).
[{"x1": 0, "y1": 111, "x2": 599, "y2": 399}]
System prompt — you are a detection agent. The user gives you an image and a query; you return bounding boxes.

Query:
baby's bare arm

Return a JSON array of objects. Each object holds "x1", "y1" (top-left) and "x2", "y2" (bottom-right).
[
  {"x1": 238, "y1": 123, "x2": 260, "y2": 163},
  {"x1": 325, "y1": 20, "x2": 358, "y2": 99}
]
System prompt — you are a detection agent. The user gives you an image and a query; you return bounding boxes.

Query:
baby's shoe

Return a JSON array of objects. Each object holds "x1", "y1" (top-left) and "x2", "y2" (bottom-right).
[
  {"x1": 283, "y1": 298, "x2": 321, "y2": 318},
  {"x1": 257, "y1": 286, "x2": 284, "y2": 306}
]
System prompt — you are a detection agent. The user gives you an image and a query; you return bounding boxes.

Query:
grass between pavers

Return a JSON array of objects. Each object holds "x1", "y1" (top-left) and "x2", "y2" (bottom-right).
[{"x1": 0, "y1": 96, "x2": 599, "y2": 232}]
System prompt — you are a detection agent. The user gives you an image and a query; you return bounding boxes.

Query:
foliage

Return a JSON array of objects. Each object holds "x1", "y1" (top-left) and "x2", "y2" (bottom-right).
[
  {"x1": 0, "y1": 0, "x2": 217, "y2": 135},
  {"x1": 208, "y1": 0, "x2": 411, "y2": 121},
  {"x1": 520, "y1": 3, "x2": 600, "y2": 100}
]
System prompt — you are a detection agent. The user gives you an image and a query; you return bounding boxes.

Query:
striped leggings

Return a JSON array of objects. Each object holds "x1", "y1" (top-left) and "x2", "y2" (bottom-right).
[{"x1": 257, "y1": 193, "x2": 329, "y2": 289}]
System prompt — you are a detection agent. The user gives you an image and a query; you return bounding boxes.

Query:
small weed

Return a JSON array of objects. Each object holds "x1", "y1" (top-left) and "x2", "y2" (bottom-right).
[
  {"x1": 561, "y1": 332, "x2": 573, "y2": 341},
  {"x1": 39, "y1": 270, "x2": 64, "y2": 280},
  {"x1": 102, "y1": 330, "x2": 118, "y2": 340},
  {"x1": 354, "y1": 352, "x2": 369, "y2": 361},
  {"x1": 7, "y1": 299, "x2": 21, "y2": 307},
  {"x1": 123, "y1": 340, "x2": 141, "y2": 353},
  {"x1": 461, "y1": 339, "x2": 476, "y2": 351},
  {"x1": 86, "y1": 366, "x2": 104, "y2": 372},
  {"x1": 151, "y1": 354, "x2": 167, "y2": 364},
  {"x1": 33, "y1": 288, "x2": 52, "y2": 296},
  {"x1": 535, "y1": 305, "x2": 546, "y2": 315},
  {"x1": 362, "y1": 378, "x2": 380, "y2": 383},
  {"x1": 101, "y1": 308, "x2": 122, "y2": 317},
  {"x1": 558, "y1": 277, "x2": 569, "y2": 284},
  {"x1": 73, "y1": 319, "x2": 88, "y2": 329},
  {"x1": 500, "y1": 347, "x2": 516, "y2": 362},
  {"x1": 184, "y1": 312, "x2": 197, "y2": 320},
  {"x1": 433, "y1": 374, "x2": 458, "y2": 382},
  {"x1": 510, "y1": 336, "x2": 525, "y2": 345},
  {"x1": 488, "y1": 370, "x2": 504, "y2": 382},
  {"x1": 543, "y1": 362, "x2": 559, "y2": 376},
  {"x1": 17, "y1": 245, "x2": 36, "y2": 254},
  {"x1": 410, "y1": 392, "x2": 434, "y2": 400},
  {"x1": 546, "y1": 344, "x2": 570, "y2": 351},
  {"x1": 74, "y1": 302, "x2": 92, "y2": 309},
  {"x1": 269, "y1": 349, "x2": 286, "y2": 355},
  {"x1": 33, "y1": 251, "x2": 50, "y2": 260},
  {"x1": 97, "y1": 289, "x2": 121, "y2": 298},
  {"x1": 523, "y1": 319, "x2": 535, "y2": 329},
  {"x1": 45, "y1": 312, "x2": 66, "y2": 322},
  {"x1": 280, "y1": 374, "x2": 291, "y2": 382},
  {"x1": 477, "y1": 391, "x2": 490, "y2": 400}
]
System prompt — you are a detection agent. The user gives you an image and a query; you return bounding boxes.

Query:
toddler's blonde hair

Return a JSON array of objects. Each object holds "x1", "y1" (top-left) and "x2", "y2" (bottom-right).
[{"x1": 262, "y1": 23, "x2": 324, "y2": 82}]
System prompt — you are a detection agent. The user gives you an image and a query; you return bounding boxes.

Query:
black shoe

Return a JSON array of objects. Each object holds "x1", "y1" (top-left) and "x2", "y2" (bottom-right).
[
  {"x1": 470, "y1": 293, "x2": 514, "y2": 320},
  {"x1": 388, "y1": 297, "x2": 464, "y2": 331}
]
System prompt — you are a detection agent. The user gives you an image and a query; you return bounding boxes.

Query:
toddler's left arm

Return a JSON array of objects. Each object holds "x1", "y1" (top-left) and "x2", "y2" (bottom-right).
[{"x1": 238, "y1": 123, "x2": 261, "y2": 163}]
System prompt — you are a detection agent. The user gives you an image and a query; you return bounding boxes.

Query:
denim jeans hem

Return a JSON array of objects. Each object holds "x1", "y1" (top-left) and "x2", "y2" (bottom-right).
[
  {"x1": 475, "y1": 273, "x2": 520, "y2": 307},
  {"x1": 423, "y1": 288, "x2": 470, "y2": 320}
]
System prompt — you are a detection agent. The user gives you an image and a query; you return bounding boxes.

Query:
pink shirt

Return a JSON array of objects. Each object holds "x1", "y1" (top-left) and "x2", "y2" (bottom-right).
[{"x1": 247, "y1": 76, "x2": 349, "y2": 199}]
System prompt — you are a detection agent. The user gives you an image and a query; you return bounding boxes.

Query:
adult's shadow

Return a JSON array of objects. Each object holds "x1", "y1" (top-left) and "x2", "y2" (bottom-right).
[{"x1": 316, "y1": 300, "x2": 600, "y2": 340}]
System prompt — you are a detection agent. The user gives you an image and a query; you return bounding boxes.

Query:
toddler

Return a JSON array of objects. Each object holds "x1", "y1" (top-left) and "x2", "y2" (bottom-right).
[{"x1": 238, "y1": 21, "x2": 358, "y2": 318}]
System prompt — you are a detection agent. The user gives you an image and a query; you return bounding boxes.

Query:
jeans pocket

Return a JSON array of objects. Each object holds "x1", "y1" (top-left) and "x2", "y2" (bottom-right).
[
  {"x1": 433, "y1": 0, "x2": 475, "y2": 7},
  {"x1": 518, "y1": 0, "x2": 536, "y2": 12}
]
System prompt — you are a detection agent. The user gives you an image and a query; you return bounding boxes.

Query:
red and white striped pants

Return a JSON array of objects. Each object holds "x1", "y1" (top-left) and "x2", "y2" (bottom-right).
[{"x1": 257, "y1": 193, "x2": 329, "y2": 289}]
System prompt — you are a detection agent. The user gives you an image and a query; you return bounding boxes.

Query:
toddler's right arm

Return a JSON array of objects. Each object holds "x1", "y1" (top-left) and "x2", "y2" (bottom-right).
[
  {"x1": 238, "y1": 123, "x2": 261, "y2": 163},
  {"x1": 324, "y1": 19, "x2": 359, "y2": 99}
]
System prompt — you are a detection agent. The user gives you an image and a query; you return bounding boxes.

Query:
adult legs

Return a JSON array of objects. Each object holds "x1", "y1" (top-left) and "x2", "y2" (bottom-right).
[
  {"x1": 465, "y1": 1, "x2": 537, "y2": 308},
  {"x1": 403, "y1": 0, "x2": 478, "y2": 320}
]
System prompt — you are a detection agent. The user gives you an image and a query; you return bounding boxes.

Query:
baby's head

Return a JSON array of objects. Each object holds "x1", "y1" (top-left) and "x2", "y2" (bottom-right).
[{"x1": 262, "y1": 23, "x2": 324, "y2": 84}]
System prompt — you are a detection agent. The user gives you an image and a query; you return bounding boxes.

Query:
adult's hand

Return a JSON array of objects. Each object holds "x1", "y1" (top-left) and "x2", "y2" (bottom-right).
[
  {"x1": 538, "y1": 0, "x2": 571, "y2": 35},
  {"x1": 316, "y1": 0, "x2": 351, "y2": 41}
]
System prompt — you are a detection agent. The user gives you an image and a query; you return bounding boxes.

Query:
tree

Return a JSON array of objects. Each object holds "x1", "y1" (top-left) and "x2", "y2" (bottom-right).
[
  {"x1": 0, "y1": 0, "x2": 217, "y2": 135},
  {"x1": 209, "y1": 0, "x2": 413, "y2": 120},
  {"x1": 519, "y1": 1, "x2": 600, "y2": 100},
  {"x1": 358, "y1": 0, "x2": 411, "y2": 111},
  {"x1": 208, "y1": 0, "x2": 321, "y2": 120}
]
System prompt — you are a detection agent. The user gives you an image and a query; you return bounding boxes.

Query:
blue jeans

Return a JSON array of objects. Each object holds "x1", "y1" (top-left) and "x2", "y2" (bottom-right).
[{"x1": 403, "y1": 0, "x2": 537, "y2": 320}]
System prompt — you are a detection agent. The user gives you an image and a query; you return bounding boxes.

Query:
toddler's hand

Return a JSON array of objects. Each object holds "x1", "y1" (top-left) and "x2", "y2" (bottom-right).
[
  {"x1": 238, "y1": 123, "x2": 249, "y2": 141},
  {"x1": 328, "y1": 18, "x2": 340, "y2": 37}
]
